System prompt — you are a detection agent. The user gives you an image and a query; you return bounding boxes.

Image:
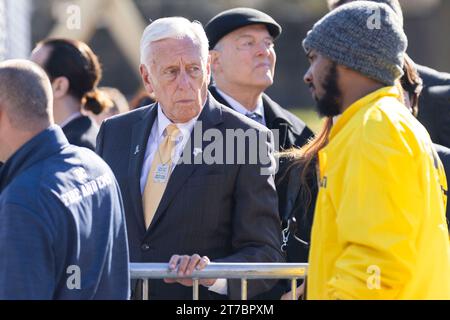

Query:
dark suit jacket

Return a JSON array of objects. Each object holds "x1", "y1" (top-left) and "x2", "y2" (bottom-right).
[
  {"x1": 62, "y1": 115, "x2": 99, "y2": 151},
  {"x1": 209, "y1": 86, "x2": 314, "y2": 152},
  {"x1": 417, "y1": 64, "x2": 450, "y2": 87},
  {"x1": 96, "y1": 94, "x2": 284, "y2": 300},
  {"x1": 416, "y1": 64, "x2": 450, "y2": 147},
  {"x1": 434, "y1": 143, "x2": 450, "y2": 225},
  {"x1": 418, "y1": 85, "x2": 450, "y2": 148}
]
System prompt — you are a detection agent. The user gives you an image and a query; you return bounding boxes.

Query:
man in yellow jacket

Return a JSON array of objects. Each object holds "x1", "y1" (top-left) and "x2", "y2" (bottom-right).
[{"x1": 302, "y1": 2, "x2": 450, "y2": 299}]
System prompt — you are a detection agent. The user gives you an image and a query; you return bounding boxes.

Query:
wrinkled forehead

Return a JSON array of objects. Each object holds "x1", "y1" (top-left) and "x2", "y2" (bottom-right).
[
  {"x1": 148, "y1": 38, "x2": 204, "y2": 66},
  {"x1": 149, "y1": 37, "x2": 203, "y2": 62}
]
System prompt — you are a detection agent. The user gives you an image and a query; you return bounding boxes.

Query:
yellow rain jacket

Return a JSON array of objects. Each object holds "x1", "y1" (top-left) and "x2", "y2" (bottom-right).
[{"x1": 307, "y1": 86, "x2": 450, "y2": 300}]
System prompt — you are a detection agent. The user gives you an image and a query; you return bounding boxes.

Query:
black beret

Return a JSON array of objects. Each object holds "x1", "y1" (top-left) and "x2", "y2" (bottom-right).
[{"x1": 205, "y1": 7, "x2": 282, "y2": 50}]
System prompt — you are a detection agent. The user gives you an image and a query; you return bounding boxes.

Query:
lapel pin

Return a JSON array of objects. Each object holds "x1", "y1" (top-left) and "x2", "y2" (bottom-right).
[
  {"x1": 134, "y1": 145, "x2": 140, "y2": 155},
  {"x1": 193, "y1": 148, "x2": 202, "y2": 157}
]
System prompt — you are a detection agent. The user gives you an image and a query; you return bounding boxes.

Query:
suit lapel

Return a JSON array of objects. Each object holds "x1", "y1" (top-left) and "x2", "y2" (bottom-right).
[
  {"x1": 209, "y1": 86, "x2": 232, "y2": 109},
  {"x1": 146, "y1": 95, "x2": 223, "y2": 235},
  {"x1": 128, "y1": 104, "x2": 158, "y2": 232},
  {"x1": 211, "y1": 86, "x2": 289, "y2": 150}
]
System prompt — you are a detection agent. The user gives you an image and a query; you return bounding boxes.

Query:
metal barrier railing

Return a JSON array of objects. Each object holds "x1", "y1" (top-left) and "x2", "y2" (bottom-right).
[{"x1": 130, "y1": 262, "x2": 308, "y2": 300}]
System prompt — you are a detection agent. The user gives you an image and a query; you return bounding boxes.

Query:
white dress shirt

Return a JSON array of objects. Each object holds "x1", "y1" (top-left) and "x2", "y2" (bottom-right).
[
  {"x1": 139, "y1": 103, "x2": 228, "y2": 296},
  {"x1": 215, "y1": 87, "x2": 266, "y2": 126},
  {"x1": 140, "y1": 105, "x2": 197, "y2": 193}
]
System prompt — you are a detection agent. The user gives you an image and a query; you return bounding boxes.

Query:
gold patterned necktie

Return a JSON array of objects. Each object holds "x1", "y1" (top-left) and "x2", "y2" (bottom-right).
[{"x1": 143, "y1": 124, "x2": 180, "y2": 229}]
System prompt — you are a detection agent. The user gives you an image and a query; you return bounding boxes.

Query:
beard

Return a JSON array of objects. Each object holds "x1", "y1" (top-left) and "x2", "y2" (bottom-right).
[{"x1": 314, "y1": 62, "x2": 342, "y2": 117}]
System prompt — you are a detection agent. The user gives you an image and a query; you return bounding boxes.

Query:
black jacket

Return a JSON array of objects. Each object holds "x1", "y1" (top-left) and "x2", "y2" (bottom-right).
[
  {"x1": 416, "y1": 64, "x2": 450, "y2": 147},
  {"x1": 418, "y1": 84, "x2": 450, "y2": 148},
  {"x1": 62, "y1": 115, "x2": 99, "y2": 151},
  {"x1": 417, "y1": 64, "x2": 450, "y2": 87},
  {"x1": 209, "y1": 86, "x2": 314, "y2": 152},
  {"x1": 434, "y1": 143, "x2": 450, "y2": 225},
  {"x1": 276, "y1": 159, "x2": 317, "y2": 263}
]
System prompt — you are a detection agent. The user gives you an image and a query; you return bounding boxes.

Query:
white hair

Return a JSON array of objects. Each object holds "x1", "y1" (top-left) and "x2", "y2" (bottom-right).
[{"x1": 140, "y1": 17, "x2": 209, "y2": 65}]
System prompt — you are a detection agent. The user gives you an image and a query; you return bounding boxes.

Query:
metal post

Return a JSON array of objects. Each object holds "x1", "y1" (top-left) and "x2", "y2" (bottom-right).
[
  {"x1": 291, "y1": 278, "x2": 297, "y2": 300},
  {"x1": 193, "y1": 279, "x2": 199, "y2": 300},
  {"x1": 241, "y1": 278, "x2": 248, "y2": 300},
  {"x1": 142, "y1": 279, "x2": 149, "y2": 300}
]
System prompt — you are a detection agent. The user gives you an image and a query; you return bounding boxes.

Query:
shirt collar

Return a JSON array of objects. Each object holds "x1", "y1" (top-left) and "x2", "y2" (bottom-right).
[
  {"x1": 156, "y1": 103, "x2": 200, "y2": 141},
  {"x1": 215, "y1": 88, "x2": 264, "y2": 118}
]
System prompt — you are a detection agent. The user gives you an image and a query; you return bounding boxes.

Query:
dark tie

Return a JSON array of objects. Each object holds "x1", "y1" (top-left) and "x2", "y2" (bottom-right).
[{"x1": 246, "y1": 112, "x2": 264, "y2": 126}]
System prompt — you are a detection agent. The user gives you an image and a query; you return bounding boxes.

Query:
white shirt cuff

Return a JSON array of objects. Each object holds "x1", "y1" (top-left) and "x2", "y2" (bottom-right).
[{"x1": 207, "y1": 278, "x2": 228, "y2": 295}]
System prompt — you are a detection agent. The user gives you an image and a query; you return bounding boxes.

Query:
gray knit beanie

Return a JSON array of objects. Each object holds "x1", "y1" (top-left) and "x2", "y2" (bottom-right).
[
  {"x1": 303, "y1": 1, "x2": 407, "y2": 85},
  {"x1": 328, "y1": 0, "x2": 404, "y2": 26}
]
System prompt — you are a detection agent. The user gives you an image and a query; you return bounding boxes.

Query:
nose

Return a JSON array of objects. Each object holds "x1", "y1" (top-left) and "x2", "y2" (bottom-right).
[
  {"x1": 177, "y1": 69, "x2": 190, "y2": 90},
  {"x1": 304, "y1": 67, "x2": 313, "y2": 84},
  {"x1": 255, "y1": 41, "x2": 272, "y2": 57}
]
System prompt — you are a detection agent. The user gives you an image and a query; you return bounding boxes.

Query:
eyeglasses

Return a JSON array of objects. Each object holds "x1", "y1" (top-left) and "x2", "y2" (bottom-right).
[{"x1": 235, "y1": 36, "x2": 275, "y2": 52}]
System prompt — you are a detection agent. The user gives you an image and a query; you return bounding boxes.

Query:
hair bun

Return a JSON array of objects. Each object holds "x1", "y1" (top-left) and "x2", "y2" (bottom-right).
[{"x1": 83, "y1": 89, "x2": 113, "y2": 115}]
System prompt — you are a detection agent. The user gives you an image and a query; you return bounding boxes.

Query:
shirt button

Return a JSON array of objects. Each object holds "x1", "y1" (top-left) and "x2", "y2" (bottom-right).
[{"x1": 141, "y1": 244, "x2": 150, "y2": 251}]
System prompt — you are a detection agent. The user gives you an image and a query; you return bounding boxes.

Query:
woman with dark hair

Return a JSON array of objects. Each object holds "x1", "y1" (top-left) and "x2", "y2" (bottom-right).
[
  {"x1": 85, "y1": 87, "x2": 130, "y2": 125},
  {"x1": 276, "y1": 114, "x2": 328, "y2": 300},
  {"x1": 400, "y1": 54, "x2": 423, "y2": 117},
  {"x1": 30, "y1": 38, "x2": 109, "y2": 151}
]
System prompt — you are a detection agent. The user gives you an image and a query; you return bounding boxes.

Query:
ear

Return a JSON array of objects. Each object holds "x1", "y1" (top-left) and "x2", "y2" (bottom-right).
[
  {"x1": 51, "y1": 77, "x2": 70, "y2": 99},
  {"x1": 205, "y1": 53, "x2": 212, "y2": 87},
  {"x1": 0, "y1": 104, "x2": 4, "y2": 125},
  {"x1": 140, "y1": 64, "x2": 154, "y2": 95},
  {"x1": 210, "y1": 50, "x2": 222, "y2": 75},
  {"x1": 0, "y1": 105, "x2": 10, "y2": 162},
  {"x1": 0, "y1": 104, "x2": 9, "y2": 131}
]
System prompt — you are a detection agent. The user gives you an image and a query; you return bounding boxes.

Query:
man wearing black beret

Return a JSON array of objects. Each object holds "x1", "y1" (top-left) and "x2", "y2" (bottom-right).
[{"x1": 206, "y1": 7, "x2": 314, "y2": 153}]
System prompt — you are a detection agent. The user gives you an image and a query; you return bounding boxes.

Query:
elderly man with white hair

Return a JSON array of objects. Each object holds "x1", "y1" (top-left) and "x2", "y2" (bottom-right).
[{"x1": 96, "y1": 17, "x2": 284, "y2": 300}]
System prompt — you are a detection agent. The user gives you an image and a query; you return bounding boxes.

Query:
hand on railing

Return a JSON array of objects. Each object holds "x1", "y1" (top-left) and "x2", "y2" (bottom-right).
[
  {"x1": 164, "y1": 254, "x2": 217, "y2": 287},
  {"x1": 280, "y1": 282, "x2": 305, "y2": 300}
]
